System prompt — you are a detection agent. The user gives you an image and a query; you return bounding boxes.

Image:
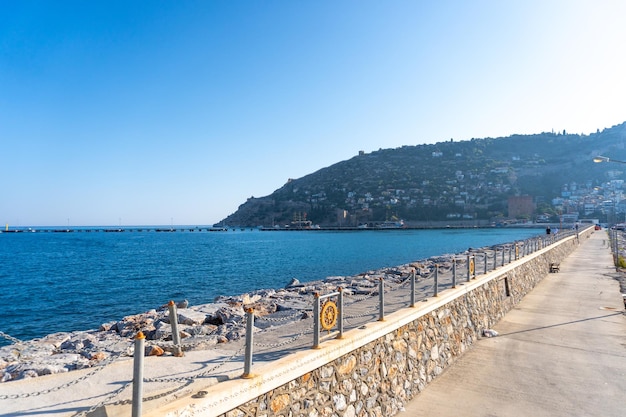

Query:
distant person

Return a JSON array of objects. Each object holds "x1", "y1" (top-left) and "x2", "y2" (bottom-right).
[{"x1": 546, "y1": 226, "x2": 551, "y2": 235}]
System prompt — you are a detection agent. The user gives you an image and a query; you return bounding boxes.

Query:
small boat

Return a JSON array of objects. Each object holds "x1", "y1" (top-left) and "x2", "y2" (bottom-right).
[{"x1": 378, "y1": 220, "x2": 405, "y2": 229}]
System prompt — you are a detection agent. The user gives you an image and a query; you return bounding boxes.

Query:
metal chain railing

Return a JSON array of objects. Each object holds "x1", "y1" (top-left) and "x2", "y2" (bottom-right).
[
  {"x1": 254, "y1": 323, "x2": 314, "y2": 349},
  {"x1": 72, "y1": 381, "x2": 132, "y2": 417},
  {"x1": 255, "y1": 311, "x2": 304, "y2": 322},
  {"x1": 0, "y1": 349, "x2": 129, "y2": 400},
  {"x1": 1, "y1": 228, "x2": 581, "y2": 413}
]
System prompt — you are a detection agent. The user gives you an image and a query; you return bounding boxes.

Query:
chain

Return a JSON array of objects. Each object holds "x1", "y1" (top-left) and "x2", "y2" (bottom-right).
[
  {"x1": 343, "y1": 284, "x2": 379, "y2": 302},
  {"x1": 254, "y1": 324, "x2": 314, "y2": 349},
  {"x1": 255, "y1": 311, "x2": 303, "y2": 322},
  {"x1": 343, "y1": 292, "x2": 373, "y2": 302},
  {"x1": 344, "y1": 306, "x2": 378, "y2": 321},
  {"x1": 420, "y1": 269, "x2": 435, "y2": 279},
  {"x1": 144, "y1": 344, "x2": 245, "y2": 384},
  {"x1": 386, "y1": 278, "x2": 411, "y2": 292},
  {"x1": 71, "y1": 381, "x2": 132, "y2": 417},
  {"x1": 0, "y1": 350, "x2": 128, "y2": 400}
]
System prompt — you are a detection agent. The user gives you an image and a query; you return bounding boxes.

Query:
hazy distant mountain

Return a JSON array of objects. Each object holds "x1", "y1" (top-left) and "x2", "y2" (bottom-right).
[{"x1": 220, "y1": 122, "x2": 626, "y2": 227}]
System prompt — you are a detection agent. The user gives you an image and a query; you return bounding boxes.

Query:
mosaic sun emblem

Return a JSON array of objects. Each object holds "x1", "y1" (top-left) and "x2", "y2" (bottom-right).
[{"x1": 320, "y1": 300, "x2": 338, "y2": 331}]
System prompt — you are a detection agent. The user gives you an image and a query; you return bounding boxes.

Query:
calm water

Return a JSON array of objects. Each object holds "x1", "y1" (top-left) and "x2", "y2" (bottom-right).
[{"x1": 0, "y1": 227, "x2": 541, "y2": 344}]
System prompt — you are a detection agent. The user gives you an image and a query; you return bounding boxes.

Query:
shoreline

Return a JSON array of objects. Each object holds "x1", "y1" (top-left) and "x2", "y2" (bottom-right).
[
  {"x1": 1, "y1": 250, "x2": 459, "y2": 383},
  {"x1": 1, "y1": 227, "x2": 573, "y2": 383},
  {"x1": 0, "y1": 224, "x2": 564, "y2": 234}
]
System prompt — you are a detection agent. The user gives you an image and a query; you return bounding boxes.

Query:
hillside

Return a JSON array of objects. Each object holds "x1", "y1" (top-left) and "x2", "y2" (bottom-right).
[{"x1": 220, "y1": 122, "x2": 626, "y2": 227}]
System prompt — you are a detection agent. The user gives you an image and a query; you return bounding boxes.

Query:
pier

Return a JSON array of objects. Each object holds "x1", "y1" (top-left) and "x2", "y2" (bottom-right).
[
  {"x1": 3, "y1": 227, "x2": 622, "y2": 416},
  {"x1": 396, "y1": 230, "x2": 626, "y2": 417}
]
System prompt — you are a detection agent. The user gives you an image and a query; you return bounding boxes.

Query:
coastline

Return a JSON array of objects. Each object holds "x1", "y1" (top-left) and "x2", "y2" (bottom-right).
[
  {"x1": 0, "y1": 227, "x2": 562, "y2": 384},
  {"x1": 0, "y1": 251, "x2": 456, "y2": 383}
]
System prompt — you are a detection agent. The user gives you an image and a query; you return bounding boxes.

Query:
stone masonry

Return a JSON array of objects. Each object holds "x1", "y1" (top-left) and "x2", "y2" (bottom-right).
[{"x1": 218, "y1": 231, "x2": 587, "y2": 417}]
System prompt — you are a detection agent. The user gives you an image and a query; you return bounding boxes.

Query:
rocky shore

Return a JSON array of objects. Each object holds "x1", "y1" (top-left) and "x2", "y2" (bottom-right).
[{"x1": 0, "y1": 255, "x2": 458, "y2": 383}]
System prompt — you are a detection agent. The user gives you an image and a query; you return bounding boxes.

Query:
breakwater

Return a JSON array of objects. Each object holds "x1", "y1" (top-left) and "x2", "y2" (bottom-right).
[
  {"x1": 157, "y1": 229, "x2": 589, "y2": 417},
  {"x1": 0, "y1": 227, "x2": 542, "y2": 343},
  {"x1": 0, "y1": 229, "x2": 587, "y2": 416}
]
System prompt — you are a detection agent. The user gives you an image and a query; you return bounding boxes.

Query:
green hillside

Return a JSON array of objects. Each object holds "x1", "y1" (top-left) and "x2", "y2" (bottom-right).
[{"x1": 220, "y1": 122, "x2": 626, "y2": 227}]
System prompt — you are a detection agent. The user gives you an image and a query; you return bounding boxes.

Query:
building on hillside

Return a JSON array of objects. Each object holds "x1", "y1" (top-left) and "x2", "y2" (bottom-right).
[{"x1": 508, "y1": 196, "x2": 535, "y2": 218}]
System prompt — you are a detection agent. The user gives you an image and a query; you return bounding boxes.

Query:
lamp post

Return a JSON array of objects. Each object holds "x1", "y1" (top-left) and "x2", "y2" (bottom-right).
[
  {"x1": 595, "y1": 156, "x2": 626, "y2": 224},
  {"x1": 595, "y1": 156, "x2": 625, "y2": 266}
]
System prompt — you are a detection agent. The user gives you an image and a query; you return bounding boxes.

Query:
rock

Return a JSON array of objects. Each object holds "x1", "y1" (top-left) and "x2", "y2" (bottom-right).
[
  {"x1": 215, "y1": 306, "x2": 245, "y2": 324},
  {"x1": 0, "y1": 247, "x2": 471, "y2": 383},
  {"x1": 176, "y1": 309, "x2": 207, "y2": 326},
  {"x1": 482, "y1": 329, "x2": 498, "y2": 338},
  {"x1": 242, "y1": 293, "x2": 262, "y2": 304},
  {"x1": 147, "y1": 346, "x2": 165, "y2": 356},
  {"x1": 114, "y1": 313, "x2": 157, "y2": 337},
  {"x1": 99, "y1": 321, "x2": 116, "y2": 331},
  {"x1": 186, "y1": 324, "x2": 218, "y2": 336},
  {"x1": 90, "y1": 352, "x2": 107, "y2": 361},
  {"x1": 276, "y1": 298, "x2": 311, "y2": 312},
  {"x1": 154, "y1": 322, "x2": 173, "y2": 340},
  {"x1": 286, "y1": 278, "x2": 301, "y2": 288}
]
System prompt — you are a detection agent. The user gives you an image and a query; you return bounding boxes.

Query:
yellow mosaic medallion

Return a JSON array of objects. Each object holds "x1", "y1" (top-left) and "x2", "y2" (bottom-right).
[{"x1": 320, "y1": 300, "x2": 338, "y2": 331}]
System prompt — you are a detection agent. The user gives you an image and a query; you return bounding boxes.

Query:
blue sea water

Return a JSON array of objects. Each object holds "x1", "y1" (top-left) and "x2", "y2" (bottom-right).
[{"x1": 0, "y1": 227, "x2": 542, "y2": 344}]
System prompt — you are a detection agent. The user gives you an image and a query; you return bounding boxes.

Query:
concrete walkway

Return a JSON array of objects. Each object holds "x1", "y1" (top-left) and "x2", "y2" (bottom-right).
[{"x1": 396, "y1": 231, "x2": 626, "y2": 417}]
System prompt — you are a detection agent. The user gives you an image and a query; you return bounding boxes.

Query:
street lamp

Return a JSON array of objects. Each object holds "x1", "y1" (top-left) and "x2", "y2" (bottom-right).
[{"x1": 593, "y1": 155, "x2": 626, "y2": 164}]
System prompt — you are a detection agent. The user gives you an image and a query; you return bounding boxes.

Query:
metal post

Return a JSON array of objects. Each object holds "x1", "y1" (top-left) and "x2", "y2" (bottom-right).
[
  {"x1": 484, "y1": 252, "x2": 488, "y2": 274},
  {"x1": 242, "y1": 308, "x2": 254, "y2": 378},
  {"x1": 509, "y1": 245, "x2": 512, "y2": 263},
  {"x1": 378, "y1": 278, "x2": 385, "y2": 321},
  {"x1": 434, "y1": 264, "x2": 439, "y2": 297},
  {"x1": 313, "y1": 293, "x2": 320, "y2": 349},
  {"x1": 467, "y1": 254, "x2": 472, "y2": 282},
  {"x1": 614, "y1": 230, "x2": 616, "y2": 265},
  {"x1": 132, "y1": 332, "x2": 145, "y2": 417},
  {"x1": 410, "y1": 269, "x2": 416, "y2": 307},
  {"x1": 452, "y1": 258, "x2": 457, "y2": 288},
  {"x1": 501, "y1": 247, "x2": 505, "y2": 266},
  {"x1": 167, "y1": 301, "x2": 183, "y2": 357},
  {"x1": 337, "y1": 288, "x2": 344, "y2": 339}
]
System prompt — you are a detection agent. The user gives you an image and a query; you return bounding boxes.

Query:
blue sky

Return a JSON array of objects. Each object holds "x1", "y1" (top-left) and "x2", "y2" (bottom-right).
[{"x1": 2, "y1": 1, "x2": 625, "y2": 226}]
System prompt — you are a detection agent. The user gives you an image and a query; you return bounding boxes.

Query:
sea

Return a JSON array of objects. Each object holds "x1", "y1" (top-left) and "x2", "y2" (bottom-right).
[{"x1": 0, "y1": 227, "x2": 543, "y2": 345}]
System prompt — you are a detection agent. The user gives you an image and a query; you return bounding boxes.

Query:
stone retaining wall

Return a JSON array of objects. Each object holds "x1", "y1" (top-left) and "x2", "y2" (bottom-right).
[{"x1": 217, "y1": 231, "x2": 588, "y2": 417}]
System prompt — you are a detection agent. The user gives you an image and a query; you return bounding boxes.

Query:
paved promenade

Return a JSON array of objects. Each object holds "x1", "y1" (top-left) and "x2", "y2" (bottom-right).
[
  {"x1": 2, "y1": 231, "x2": 623, "y2": 417},
  {"x1": 397, "y1": 231, "x2": 626, "y2": 417}
]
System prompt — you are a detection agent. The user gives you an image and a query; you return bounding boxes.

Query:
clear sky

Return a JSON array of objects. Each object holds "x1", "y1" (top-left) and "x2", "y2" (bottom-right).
[{"x1": 1, "y1": 1, "x2": 625, "y2": 226}]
